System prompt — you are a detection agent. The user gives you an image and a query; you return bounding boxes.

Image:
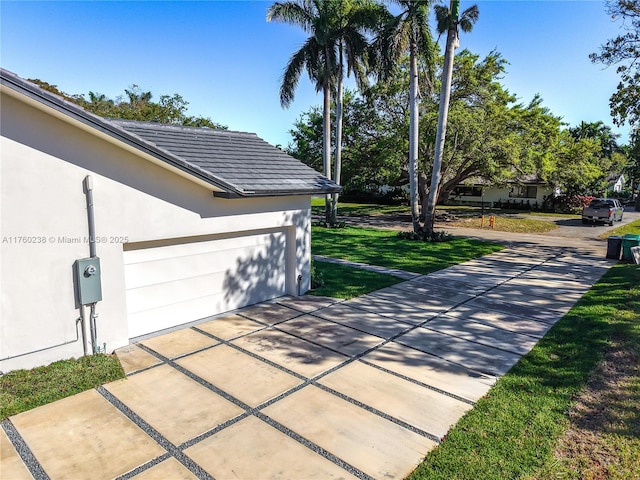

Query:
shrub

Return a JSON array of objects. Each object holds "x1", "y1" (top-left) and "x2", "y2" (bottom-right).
[
  {"x1": 312, "y1": 220, "x2": 347, "y2": 228},
  {"x1": 544, "y1": 194, "x2": 595, "y2": 214},
  {"x1": 398, "y1": 230, "x2": 453, "y2": 242},
  {"x1": 310, "y1": 261, "x2": 325, "y2": 289}
]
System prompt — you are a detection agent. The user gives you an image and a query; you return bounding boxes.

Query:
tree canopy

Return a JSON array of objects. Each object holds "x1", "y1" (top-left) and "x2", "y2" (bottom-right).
[
  {"x1": 590, "y1": 0, "x2": 640, "y2": 128},
  {"x1": 27, "y1": 79, "x2": 227, "y2": 129},
  {"x1": 287, "y1": 49, "x2": 629, "y2": 201}
]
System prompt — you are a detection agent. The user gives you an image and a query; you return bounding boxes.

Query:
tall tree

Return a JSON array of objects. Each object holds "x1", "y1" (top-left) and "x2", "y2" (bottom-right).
[
  {"x1": 569, "y1": 121, "x2": 621, "y2": 159},
  {"x1": 267, "y1": 0, "x2": 340, "y2": 223},
  {"x1": 424, "y1": 0, "x2": 478, "y2": 234},
  {"x1": 590, "y1": 0, "x2": 640, "y2": 128},
  {"x1": 371, "y1": 0, "x2": 436, "y2": 232},
  {"x1": 623, "y1": 130, "x2": 640, "y2": 191},
  {"x1": 330, "y1": 0, "x2": 385, "y2": 223}
]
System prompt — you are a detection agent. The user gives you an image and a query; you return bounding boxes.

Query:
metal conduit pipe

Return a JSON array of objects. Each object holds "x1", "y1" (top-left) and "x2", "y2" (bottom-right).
[{"x1": 84, "y1": 175, "x2": 99, "y2": 355}]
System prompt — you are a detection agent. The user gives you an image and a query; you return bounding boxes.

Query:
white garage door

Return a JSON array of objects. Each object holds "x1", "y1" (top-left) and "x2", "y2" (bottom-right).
[{"x1": 124, "y1": 231, "x2": 287, "y2": 338}]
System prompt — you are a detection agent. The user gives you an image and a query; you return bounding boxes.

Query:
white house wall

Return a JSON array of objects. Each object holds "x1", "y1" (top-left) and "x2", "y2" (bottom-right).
[{"x1": 0, "y1": 91, "x2": 311, "y2": 372}]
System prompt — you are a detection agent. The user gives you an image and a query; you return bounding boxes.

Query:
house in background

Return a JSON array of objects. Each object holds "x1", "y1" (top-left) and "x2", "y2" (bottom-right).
[
  {"x1": 1, "y1": 69, "x2": 339, "y2": 372},
  {"x1": 446, "y1": 175, "x2": 553, "y2": 208},
  {"x1": 606, "y1": 173, "x2": 625, "y2": 193}
]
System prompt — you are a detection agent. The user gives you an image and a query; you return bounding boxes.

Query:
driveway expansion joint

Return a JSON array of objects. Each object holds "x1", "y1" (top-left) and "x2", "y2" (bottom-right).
[
  {"x1": 97, "y1": 386, "x2": 213, "y2": 480},
  {"x1": 1, "y1": 419, "x2": 49, "y2": 480}
]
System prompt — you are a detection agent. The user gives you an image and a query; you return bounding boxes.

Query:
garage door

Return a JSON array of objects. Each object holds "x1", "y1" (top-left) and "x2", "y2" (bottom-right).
[{"x1": 124, "y1": 231, "x2": 287, "y2": 338}]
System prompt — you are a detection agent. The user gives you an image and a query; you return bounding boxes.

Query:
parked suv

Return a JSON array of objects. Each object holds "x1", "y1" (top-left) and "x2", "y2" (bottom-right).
[{"x1": 581, "y1": 198, "x2": 624, "y2": 226}]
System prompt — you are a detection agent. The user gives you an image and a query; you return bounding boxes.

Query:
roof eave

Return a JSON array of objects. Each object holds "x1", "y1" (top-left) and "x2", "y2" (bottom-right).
[{"x1": 213, "y1": 185, "x2": 342, "y2": 199}]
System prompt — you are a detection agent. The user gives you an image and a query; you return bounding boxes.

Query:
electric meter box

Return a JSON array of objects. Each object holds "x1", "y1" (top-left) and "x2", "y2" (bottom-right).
[{"x1": 75, "y1": 257, "x2": 102, "y2": 304}]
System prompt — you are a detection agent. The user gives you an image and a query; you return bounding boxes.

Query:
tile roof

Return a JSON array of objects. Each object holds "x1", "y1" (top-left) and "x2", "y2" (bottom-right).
[
  {"x1": 111, "y1": 120, "x2": 339, "y2": 197},
  {"x1": 1, "y1": 68, "x2": 340, "y2": 198}
]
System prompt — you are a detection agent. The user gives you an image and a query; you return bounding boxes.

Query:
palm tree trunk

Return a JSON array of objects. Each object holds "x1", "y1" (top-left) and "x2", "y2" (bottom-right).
[
  {"x1": 425, "y1": 1, "x2": 459, "y2": 234},
  {"x1": 409, "y1": 41, "x2": 421, "y2": 233},
  {"x1": 332, "y1": 47, "x2": 344, "y2": 225},
  {"x1": 323, "y1": 84, "x2": 332, "y2": 224}
]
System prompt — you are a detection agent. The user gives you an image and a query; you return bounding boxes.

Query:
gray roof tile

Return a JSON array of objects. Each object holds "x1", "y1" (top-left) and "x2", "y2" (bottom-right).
[{"x1": 112, "y1": 119, "x2": 340, "y2": 197}]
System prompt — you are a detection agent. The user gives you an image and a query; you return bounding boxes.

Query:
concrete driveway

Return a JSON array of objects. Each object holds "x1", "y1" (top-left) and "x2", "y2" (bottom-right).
[{"x1": 1, "y1": 245, "x2": 615, "y2": 479}]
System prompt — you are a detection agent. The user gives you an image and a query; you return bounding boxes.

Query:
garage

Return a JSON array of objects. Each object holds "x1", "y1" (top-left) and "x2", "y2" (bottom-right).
[
  {"x1": 124, "y1": 230, "x2": 287, "y2": 338},
  {"x1": 1, "y1": 68, "x2": 340, "y2": 371}
]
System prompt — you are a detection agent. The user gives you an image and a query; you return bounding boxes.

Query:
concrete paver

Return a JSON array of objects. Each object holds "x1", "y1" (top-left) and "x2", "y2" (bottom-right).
[
  {"x1": 423, "y1": 315, "x2": 538, "y2": 356},
  {"x1": 131, "y1": 458, "x2": 198, "y2": 480},
  {"x1": 232, "y1": 328, "x2": 347, "y2": 378},
  {"x1": 319, "y1": 361, "x2": 472, "y2": 439},
  {"x1": 194, "y1": 313, "x2": 264, "y2": 340},
  {"x1": 112, "y1": 343, "x2": 162, "y2": 375},
  {"x1": 276, "y1": 294, "x2": 341, "y2": 313},
  {"x1": 360, "y1": 342, "x2": 496, "y2": 403},
  {"x1": 368, "y1": 288, "x2": 461, "y2": 313},
  {"x1": 463, "y1": 296, "x2": 562, "y2": 323},
  {"x1": 488, "y1": 283, "x2": 585, "y2": 302},
  {"x1": 312, "y1": 303, "x2": 414, "y2": 339},
  {"x1": 139, "y1": 328, "x2": 218, "y2": 359},
  {"x1": 0, "y1": 427, "x2": 32, "y2": 480},
  {"x1": 3, "y1": 242, "x2": 615, "y2": 479},
  {"x1": 484, "y1": 290, "x2": 579, "y2": 313},
  {"x1": 176, "y1": 345, "x2": 302, "y2": 407},
  {"x1": 396, "y1": 328, "x2": 523, "y2": 376},
  {"x1": 184, "y1": 416, "x2": 357, "y2": 479},
  {"x1": 105, "y1": 364, "x2": 244, "y2": 445},
  {"x1": 8, "y1": 389, "x2": 165, "y2": 479},
  {"x1": 405, "y1": 275, "x2": 490, "y2": 295},
  {"x1": 444, "y1": 305, "x2": 553, "y2": 338},
  {"x1": 239, "y1": 303, "x2": 302, "y2": 324},
  {"x1": 263, "y1": 385, "x2": 437, "y2": 479},
  {"x1": 276, "y1": 314, "x2": 384, "y2": 356},
  {"x1": 388, "y1": 282, "x2": 476, "y2": 303},
  {"x1": 345, "y1": 295, "x2": 440, "y2": 324}
]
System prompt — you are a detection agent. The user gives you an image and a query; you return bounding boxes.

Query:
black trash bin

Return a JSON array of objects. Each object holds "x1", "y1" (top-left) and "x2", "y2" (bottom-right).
[{"x1": 607, "y1": 236, "x2": 623, "y2": 260}]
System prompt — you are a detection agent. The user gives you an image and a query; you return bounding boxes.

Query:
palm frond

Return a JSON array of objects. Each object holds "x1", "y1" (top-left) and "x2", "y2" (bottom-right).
[
  {"x1": 280, "y1": 40, "x2": 314, "y2": 108},
  {"x1": 267, "y1": 0, "x2": 315, "y2": 33},
  {"x1": 434, "y1": 4, "x2": 452, "y2": 34},
  {"x1": 458, "y1": 5, "x2": 479, "y2": 33}
]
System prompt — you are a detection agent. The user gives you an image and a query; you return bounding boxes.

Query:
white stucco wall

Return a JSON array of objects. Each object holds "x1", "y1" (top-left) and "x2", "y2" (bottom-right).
[{"x1": 1, "y1": 90, "x2": 312, "y2": 372}]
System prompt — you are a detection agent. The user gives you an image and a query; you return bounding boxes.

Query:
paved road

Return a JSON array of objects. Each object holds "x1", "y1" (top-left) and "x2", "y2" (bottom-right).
[{"x1": 516, "y1": 206, "x2": 640, "y2": 240}]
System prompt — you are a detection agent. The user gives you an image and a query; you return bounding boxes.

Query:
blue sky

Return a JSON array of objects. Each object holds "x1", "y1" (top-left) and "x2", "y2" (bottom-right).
[{"x1": 0, "y1": 1, "x2": 632, "y2": 147}]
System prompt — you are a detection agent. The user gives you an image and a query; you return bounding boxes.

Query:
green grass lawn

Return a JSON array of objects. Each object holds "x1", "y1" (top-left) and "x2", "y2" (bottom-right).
[
  {"x1": 408, "y1": 263, "x2": 640, "y2": 480},
  {"x1": 0, "y1": 354, "x2": 125, "y2": 420},
  {"x1": 311, "y1": 200, "x2": 565, "y2": 233},
  {"x1": 308, "y1": 260, "x2": 404, "y2": 299},
  {"x1": 598, "y1": 219, "x2": 640, "y2": 239},
  {"x1": 526, "y1": 211, "x2": 580, "y2": 219},
  {"x1": 311, "y1": 226, "x2": 503, "y2": 274},
  {"x1": 442, "y1": 215, "x2": 557, "y2": 234},
  {"x1": 311, "y1": 197, "x2": 408, "y2": 217}
]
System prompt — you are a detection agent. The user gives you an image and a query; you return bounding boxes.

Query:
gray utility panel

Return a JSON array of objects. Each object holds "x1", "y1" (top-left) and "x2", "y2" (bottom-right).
[{"x1": 75, "y1": 257, "x2": 102, "y2": 305}]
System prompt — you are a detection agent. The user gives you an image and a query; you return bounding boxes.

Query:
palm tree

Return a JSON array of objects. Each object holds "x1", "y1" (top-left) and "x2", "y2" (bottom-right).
[
  {"x1": 267, "y1": 0, "x2": 340, "y2": 222},
  {"x1": 330, "y1": 0, "x2": 385, "y2": 223},
  {"x1": 424, "y1": 0, "x2": 478, "y2": 234},
  {"x1": 371, "y1": 0, "x2": 436, "y2": 233}
]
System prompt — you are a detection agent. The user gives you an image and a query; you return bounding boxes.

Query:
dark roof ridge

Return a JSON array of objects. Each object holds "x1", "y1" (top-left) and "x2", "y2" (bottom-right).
[{"x1": 108, "y1": 119, "x2": 260, "y2": 138}]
